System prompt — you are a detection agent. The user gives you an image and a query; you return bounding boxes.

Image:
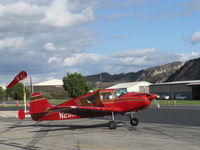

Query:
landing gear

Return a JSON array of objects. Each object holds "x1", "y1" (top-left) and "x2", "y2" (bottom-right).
[
  {"x1": 108, "y1": 112, "x2": 117, "y2": 129},
  {"x1": 108, "y1": 121, "x2": 117, "y2": 129},
  {"x1": 130, "y1": 118, "x2": 139, "y2": 126},
  {"x1": 129, "y1": 112, "x2": 139, "y2": 126}
]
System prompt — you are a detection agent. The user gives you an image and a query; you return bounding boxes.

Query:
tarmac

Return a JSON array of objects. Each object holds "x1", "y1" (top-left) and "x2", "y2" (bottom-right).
[{"x1": 0, "y1": 106, "x2": 200, "y2": 150}]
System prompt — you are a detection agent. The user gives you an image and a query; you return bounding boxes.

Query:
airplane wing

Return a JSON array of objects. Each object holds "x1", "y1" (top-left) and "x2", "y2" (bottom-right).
[
  {"x1": 51, "y1": 106, "x2": 122, "y2": 112},
  {"x1": 49, "y1": 106, "x2": 123, "y2": 117}
]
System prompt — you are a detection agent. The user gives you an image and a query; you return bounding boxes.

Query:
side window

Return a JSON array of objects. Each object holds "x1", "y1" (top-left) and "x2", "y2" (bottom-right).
[
  {"x1": 100, "y1": 92, "x2": 113, "y2": 100},
  {"x1": 87, "y1": 95, "x2": 95, "y2": 104}
]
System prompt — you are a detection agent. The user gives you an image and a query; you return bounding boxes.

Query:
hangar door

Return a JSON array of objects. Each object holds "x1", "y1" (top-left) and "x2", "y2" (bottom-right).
[{"x1": 192, "y1": 86, "x2": 200, "y2": 100}]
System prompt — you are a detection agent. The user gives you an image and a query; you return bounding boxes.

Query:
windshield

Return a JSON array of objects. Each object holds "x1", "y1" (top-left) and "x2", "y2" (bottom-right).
[{"x1": 113, "y1": 88, "x2": 128, "y2": 98}]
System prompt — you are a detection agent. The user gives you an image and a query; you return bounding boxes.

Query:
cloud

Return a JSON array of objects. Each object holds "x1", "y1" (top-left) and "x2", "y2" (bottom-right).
[
  {"x1": 0, "y1": 1, "x2": 44, "y2": 33},
  {"x1": 0, "y1": 0, "x2": 99, "y2": 79},
  {"x1": 176, "y1": 0, "x2": 200, "y2": 17},
  {"x1": 113, "y1": 48, "x2": 155, "y2": 58},
  {"x1": 109, "y1": 34, "x2": 131, "y2": 39},
  {"x1": 176, "y1": 52, "x2": 200, "y2": 61},
  {"x1": 187, "y1": 31, "x2": 200, "y2": 44},
  {"x1": 41, "y1": 0, "x2": 95, "y2": 28},
  {"x1": 64, "y1": 53, "x2": 106, "y2": 67},
  {"x1": 139, "y1": 0, "x2": 200, "y2": 20},
  {"x1": 105, "y1": 12, "x2": 135, "y2": 23},
  {"x1": 0, "y1": 0, "x2": 96, "y2": 33},
  {"x1": 43, "y1": 42, "x2": 56, "y2": 51},
  {"x1": 112, "y1": 49, "x2": 200, "y2": 70},
  {"x1": 0, "y1": 37, "x2": 29, "y2": 50},
  {"x1": 182, "y1": 0, "x2": 200, "y2": 11},
  {"x1": 0, "y1": 1, "x2": 42, "y2": 17},
  {"x1": 113, "y1": 48, "x2": 170, "y2": 67},
  {"x1": 0, "y1": 0, "x2": 200, "y2": 83},
  {"x1": 117, "y1": 0, "x2": 153, "y2": 8},
  {"x1": 48, "y1": 56, "x2": 60, "y2": 64},
  {"x1": 63, "y1": 53, "x2": 109, "y2": 75},
  {"x1": 61, "y1": 49, "x2": 200, "y2": 75}
]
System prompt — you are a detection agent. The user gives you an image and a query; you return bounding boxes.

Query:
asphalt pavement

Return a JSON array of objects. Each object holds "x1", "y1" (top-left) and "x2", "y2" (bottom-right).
[{"x1": 0, "y1": 106, "x2": 200, "y2": 150}]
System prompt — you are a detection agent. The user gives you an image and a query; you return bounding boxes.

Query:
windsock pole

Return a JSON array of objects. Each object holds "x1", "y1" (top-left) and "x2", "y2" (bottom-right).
[
  {"x1": 23, "y1": 81, "x2": 27, "y2": 112},
  {"x1": 6, "y1": 71, "x2": 28, "y2": 112}
]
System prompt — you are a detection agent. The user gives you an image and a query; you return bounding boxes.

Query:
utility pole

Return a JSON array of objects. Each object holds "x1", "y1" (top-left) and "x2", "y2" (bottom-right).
[{"x1": 30, "y1": 77, "x2": 33, "y2": 94}]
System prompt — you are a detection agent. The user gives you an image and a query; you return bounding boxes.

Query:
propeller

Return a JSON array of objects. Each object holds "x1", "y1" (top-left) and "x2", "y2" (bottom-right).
[
  {"x1": 146, "y1": 94, "x2": 160, "y2": 108},
  {"x1": 153, "y1": 99, "x2": 160, "y2": 108}
]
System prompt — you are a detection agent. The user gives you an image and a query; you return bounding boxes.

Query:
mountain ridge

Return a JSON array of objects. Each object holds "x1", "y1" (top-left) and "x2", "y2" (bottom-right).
[
  {"x1": 166, "y1": 58, "x2": 200, "y2": 82},
  {"x1": 86, "y1": 61, "x2": 184, "y2": 88}
]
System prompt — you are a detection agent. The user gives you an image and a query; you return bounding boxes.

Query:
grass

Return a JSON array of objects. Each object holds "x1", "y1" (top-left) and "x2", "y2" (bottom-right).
[
  {"x1": 157, "y1": 100, "x2": 200, "y2": 106},
  {"x1": 48, "y1": 99, "x2": 70, "y2": 105},
  {"x1": 48, "y1": 99, "x2": 200, "y2": 106},
  {"x1": 1, "y1": 99, "x2": 200, "y2": 107},
  {"x1": 0, "y1": 98, "x2": 70, "y2": 107}
]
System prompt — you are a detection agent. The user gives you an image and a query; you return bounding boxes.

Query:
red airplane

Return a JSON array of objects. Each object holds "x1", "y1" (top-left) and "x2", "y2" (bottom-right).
[{"x1": 18, "y1": 89, "x2": 158, "y2": 129}]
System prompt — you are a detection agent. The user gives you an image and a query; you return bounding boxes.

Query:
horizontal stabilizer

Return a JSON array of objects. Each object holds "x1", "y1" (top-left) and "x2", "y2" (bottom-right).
[{"x1": 18, "y1": 109, "x2": 30, "y2": 120}]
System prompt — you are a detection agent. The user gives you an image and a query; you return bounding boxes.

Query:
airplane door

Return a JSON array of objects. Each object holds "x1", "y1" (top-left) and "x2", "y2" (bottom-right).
[{"x1": 100, "y1": 91, "x2": 114, "y2": 107}]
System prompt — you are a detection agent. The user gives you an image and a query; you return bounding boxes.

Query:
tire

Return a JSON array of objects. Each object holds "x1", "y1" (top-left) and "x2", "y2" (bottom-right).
[
  {"x1": 108, "y1": 121, "x2": 117, "y2": 129},
  {"x1": 130, "y1": 118, "x2": 139, "y2": 126}
]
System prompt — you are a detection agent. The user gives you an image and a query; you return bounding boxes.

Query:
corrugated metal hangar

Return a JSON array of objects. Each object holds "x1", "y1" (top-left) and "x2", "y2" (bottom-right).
[
  {"x1": 107, "y1": 81, "x2": 151, "y2": 93},
  {"x1": 150, "y1": 80, "x2": 200, "y2": 100}
]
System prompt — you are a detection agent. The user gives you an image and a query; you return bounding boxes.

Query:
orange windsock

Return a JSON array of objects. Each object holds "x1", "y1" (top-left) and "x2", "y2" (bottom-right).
[{"x1": 7, "y1": 71, "x2": 27, "y2": 88}]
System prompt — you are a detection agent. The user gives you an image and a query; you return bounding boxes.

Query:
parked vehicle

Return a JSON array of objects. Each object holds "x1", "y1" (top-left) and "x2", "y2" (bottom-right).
[
  {"x1": 160, "y1": 95, "x2": 170, "y2": 100},
  {"x1": 175, "y1": 95, "x2": 187, "y2": 100}
]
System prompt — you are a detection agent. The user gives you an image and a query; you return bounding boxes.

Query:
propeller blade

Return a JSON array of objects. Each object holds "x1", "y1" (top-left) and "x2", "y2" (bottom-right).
[{"x1": 153, "y1": 99, "x2": 160, "y2": 108}]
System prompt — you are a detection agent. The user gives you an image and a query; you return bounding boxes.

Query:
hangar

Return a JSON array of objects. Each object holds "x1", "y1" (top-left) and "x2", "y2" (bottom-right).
[
  {"x1": 107, "y1": 81, "x2": 151, "y2": 93},
  {"x1": 31, "y1": 79, "x2": 66, "y2": 98},
  {"x1": 150, "y1": 80, "x2": 200, "y2": 100},
  {"x1": 33, "y1": 79, "x2": 63, "y2": 92}
]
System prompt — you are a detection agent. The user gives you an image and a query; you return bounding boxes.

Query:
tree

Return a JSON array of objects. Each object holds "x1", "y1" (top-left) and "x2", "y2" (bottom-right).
[
  {"x1": 0, "y1": 87, "x2": 5, "y2": 100},
  {"x1": 6, "y1": 83, "x2": 30, "y2": 100},
  {"x1": 63, "y1": 73, "x2": 90, "y2": 98}
]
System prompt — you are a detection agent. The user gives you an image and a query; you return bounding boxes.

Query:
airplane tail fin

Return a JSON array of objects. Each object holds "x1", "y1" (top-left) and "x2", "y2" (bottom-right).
[
  {"x1": 18, "y1": 93, "x2": 53, "y2": 121},
  {"x1": 29, "y1": 93, "x2": 52, "y2": 114}
]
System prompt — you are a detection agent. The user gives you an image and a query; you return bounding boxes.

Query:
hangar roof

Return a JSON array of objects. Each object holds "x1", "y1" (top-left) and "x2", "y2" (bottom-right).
[
  {"x1": 152, "y1": 80, "x2": 200, "y2": 86},
  {"x1": 107, "y1": 81, "x2": 151, "y2": 89},
  {"x1": 33, "y1": 79, "x2": 63, "y2": 86}
]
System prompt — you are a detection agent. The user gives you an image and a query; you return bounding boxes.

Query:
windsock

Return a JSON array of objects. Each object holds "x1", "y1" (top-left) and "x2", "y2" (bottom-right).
[{"x1": 6, "y1": 71, "x2": 27, "y2": 88}]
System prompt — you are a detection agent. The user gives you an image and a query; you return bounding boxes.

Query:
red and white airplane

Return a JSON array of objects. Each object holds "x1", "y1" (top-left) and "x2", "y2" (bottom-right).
[{"x1": 18, "y1": 89, "x2": 158, "y2": 129}]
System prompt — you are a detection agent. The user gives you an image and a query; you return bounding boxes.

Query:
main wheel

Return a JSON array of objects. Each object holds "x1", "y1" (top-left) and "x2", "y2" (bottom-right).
[
  {"x1": 108, "y1": 121, "x2": 117, "y2": 129},
  {"x1": 130, "y1": 118, "x2": 139, "y2": 126}
]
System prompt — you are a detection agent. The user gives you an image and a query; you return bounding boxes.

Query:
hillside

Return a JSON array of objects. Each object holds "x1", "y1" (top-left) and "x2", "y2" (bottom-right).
[
  {"x1": 86, "y1": 61, "x2": 183, "y2": 87},
  {"x1": 166, "y1": 58, "x2": 200, "y2": 81}
]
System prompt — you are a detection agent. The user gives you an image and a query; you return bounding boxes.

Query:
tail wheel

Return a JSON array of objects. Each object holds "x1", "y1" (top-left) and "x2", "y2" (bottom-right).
[
  {"x1": 108, "y1": 121, "x2": 117, "y2": 129},
  {"x1": 130, "y1": 118, "x2": 139, "y2": 126}
]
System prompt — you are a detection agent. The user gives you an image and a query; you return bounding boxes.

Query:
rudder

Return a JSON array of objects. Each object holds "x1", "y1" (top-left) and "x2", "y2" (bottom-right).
[{"x1": 30, "y1": 93, "x2": 53, "y2": 121}]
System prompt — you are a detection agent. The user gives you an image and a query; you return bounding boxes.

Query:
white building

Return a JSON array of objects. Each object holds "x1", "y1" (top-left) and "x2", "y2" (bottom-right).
[
  {"x1": 0, "y1": 84, "x2": 6, "y2": 90},
  {"x1": 107, "y1": 81, "x2": 152, "y2": 93},
  {"x1": 33, "y1": 79, "x2": 63, "y2": 87},
  {"x1": 30, "y1": 79, "x2": 65, "y2": 99},
  {"x1": 32, "y1": 79, "x2": 64, "y2": 93}
]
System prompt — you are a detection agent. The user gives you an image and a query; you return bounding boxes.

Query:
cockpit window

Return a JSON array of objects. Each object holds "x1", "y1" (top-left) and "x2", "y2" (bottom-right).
[
  {"x1": 87, "y1": 95, "x2": 95, "y2": 104},
  {"x1": 113, "y1": 89, "x2": 128, "y2": 98},
  {"x1": 100, "y1": 92, "x2": 113, "y2": 100}
]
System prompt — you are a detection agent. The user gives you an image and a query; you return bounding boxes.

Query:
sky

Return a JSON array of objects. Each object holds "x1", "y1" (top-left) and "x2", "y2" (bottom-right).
[{"x1": 1, "y1": 0, "x2": 200, "y2": 85}]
